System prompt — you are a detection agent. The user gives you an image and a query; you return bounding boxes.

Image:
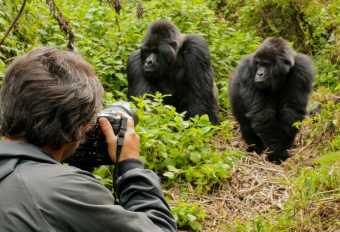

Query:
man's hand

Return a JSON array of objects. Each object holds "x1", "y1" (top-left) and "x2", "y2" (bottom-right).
[{"x1": 99, "y1": 112, "x2": 140, "y2": 163}]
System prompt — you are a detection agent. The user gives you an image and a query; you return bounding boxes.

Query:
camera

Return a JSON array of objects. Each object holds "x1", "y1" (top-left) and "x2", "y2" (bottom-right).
[{"x1": 64, "y1": 101, "x2": 138, "y2": 167}]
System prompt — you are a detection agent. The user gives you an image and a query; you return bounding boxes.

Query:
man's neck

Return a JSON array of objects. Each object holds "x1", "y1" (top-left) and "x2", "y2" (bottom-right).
[{"x1": 4, "y1": 137, "x2": 63, "y2": 161}]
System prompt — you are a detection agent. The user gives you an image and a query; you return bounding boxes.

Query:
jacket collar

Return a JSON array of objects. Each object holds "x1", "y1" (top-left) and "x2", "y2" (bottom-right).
[
  {"x1": 0, "y1": 141, "x2": 59, "y2": 164},
  {"x1": 0, "y1": 141, "x2": 60, "y2": 181}
]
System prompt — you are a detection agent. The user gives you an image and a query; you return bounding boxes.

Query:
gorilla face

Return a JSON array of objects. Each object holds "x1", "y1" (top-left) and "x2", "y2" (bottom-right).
[
  {"x1": 141, "y1": 21, "x2": 181, "y2": 80},
  {"x1": 141, "y1": 42, "x2": 178, "y2": 80},
  {"x1": 253, "y1": 58, "x2": 272, "y2": 90},
  {"x1": 253, "y1": 38, "x2": 296, "y2": 91}
]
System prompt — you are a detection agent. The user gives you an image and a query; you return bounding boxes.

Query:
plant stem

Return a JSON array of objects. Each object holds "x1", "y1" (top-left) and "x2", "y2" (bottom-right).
[{"x1": 0, "y1": 0, "x2": 27, "y2": 47}]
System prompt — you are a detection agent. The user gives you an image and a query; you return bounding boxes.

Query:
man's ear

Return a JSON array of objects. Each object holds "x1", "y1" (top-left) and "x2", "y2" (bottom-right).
[{"x1": 83, "y1": 122, "x2": 92, "y2": 132}]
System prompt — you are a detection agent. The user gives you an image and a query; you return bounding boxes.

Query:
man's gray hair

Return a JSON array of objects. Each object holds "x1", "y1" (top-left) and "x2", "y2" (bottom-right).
[{"x1": 0, "y1": 47, "x2": 104, "y2": 149}]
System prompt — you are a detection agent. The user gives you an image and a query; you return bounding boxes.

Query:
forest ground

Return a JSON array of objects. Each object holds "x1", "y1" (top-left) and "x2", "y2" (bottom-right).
[{"x1": 171, "y1": 94, "x2": 340, "y2": 231}]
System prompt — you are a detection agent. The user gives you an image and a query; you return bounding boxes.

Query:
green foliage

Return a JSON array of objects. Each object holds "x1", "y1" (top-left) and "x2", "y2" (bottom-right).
[
  {"x1": 304, "y1": 100, "x2": 340, "y2": 152},
  {"x1": 313, "y1": 152, "x2": 340, "y2": 164},
  {"x1": 313, "y1": 57, "x2": 340, "y2": 89},
  {"x1": 0, "y1": 0, "x2": 262, "y2": 108},
  {"x1": 93, "y1": 165, "x2": 113, "y2": 188},
  {"x1": 171, "y1": 201, "x2": 208, "y2": 231},
  {"x1": 208, "y1": 0, "x2": 340, "y2": 89},
  {"x1": 132, "y1": 93, "x2": 243, "y2": 193},
  {"x1": 275, "y1": 165, "x2": 340, "y2": 230},
  {"x1": 209, "y1": 0, "x2": 340, "y2": 51}
]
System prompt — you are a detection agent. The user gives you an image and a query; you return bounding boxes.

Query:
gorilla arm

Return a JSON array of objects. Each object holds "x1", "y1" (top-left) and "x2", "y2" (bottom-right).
[
  {"x1": 229, "y1": 55, "x2": 266, "y2": 153},
  {"x1": 179, "y1": 35, "x2": 219, "y2": 125},
  {"x1": 127, "y1": 50, "x2": 156, "y2": 101},
  {"x1": 276, "y1": 53, "x2": 315, "y2": 150}
]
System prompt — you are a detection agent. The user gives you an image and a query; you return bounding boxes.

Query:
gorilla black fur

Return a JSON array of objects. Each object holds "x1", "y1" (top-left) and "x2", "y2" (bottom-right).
[
  {"x1": 229, "y1": 37, "x2": 315, "y2": 164},
  {"x1": 127, "y1": 20, "x2": 219, "y2": 125}
]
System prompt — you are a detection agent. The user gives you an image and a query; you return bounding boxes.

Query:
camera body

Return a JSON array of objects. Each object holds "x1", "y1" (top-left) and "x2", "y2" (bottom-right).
[{"x1": 64, "y1": 101, "x2": 138, "y2": 167}]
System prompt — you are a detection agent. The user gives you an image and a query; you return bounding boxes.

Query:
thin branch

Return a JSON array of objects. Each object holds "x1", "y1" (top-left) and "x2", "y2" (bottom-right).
[
  {"x1": 47, "y1": 0, "x2": 75, "y2": 50},
  {"x1": 0, "y1": 0, "x2": 27, "y2": 47}
]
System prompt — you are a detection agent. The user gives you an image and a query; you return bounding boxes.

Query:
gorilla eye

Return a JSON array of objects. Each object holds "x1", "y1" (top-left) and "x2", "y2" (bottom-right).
[
  {"x1": 283, "y1": 60, "x2": 291, "y2": 66},
  {"x1": 170, "y1": 41, "x2": 177, "y2": 47},
  {"x1": 141, "y1": 49, "x2": 150, "y2": 58},
  {"x1": 152, "y1": 49, "x2": 159, "y2": 54}
]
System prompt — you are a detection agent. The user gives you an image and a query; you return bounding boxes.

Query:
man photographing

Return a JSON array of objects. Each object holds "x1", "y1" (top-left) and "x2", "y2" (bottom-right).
[{"x1": 0, "y1": 47, "x2": 176, "y2": 231}]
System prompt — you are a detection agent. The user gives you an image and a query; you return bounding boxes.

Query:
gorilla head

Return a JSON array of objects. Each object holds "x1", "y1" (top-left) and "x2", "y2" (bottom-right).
[
  {"x1": 141, "y1": 21, "x2": 182, "y2": 80},
  {"x1": 253, "y1": 38, "x2": 297, "y2": 91}
]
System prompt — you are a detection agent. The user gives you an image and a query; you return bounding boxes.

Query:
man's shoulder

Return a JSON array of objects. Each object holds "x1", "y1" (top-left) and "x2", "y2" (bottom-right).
[
  {"x1": 20, "y1": 161, "x2": 90, "y2": 178},
  {"x1": 19, "y1": 162, "x2": 101, "y2": 187},
  {"x1": 19, "y1": 162, "x2": 115, "y2": 205}
]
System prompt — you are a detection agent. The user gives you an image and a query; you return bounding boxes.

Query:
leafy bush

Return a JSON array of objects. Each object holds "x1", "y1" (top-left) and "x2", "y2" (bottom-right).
[
  {"x1": 297, "y1": 100, "x2": 340, "y2": 154},
  {"x1": 132, "y1": 94, "x2": 243, "y2": 193},
  {"x1": 208, "y1": 0, "x2": 340, "y2": 89},
  {"x1": 0, "y1": 0, "x2": 262, "y2": 109},
  {"x1": 171, "y1": 201, "x2": 208, "y2": 231}
]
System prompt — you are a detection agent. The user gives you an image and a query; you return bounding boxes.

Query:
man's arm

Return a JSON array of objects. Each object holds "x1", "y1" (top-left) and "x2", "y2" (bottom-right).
[
  {"x1": 115, "y1": 163, "x2": 177, "y2": 231},
  {"x1": 98, "y1": 113, "x2": 177, "y2": 231},
  {"x1": 23, "y1": 165, "x2": 176, "y2": 232}
]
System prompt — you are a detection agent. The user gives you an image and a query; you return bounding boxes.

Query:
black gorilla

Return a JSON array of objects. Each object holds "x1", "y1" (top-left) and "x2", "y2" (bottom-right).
[
  {"x1": 229, "y1": 37, "x2": 315, "y2": 164},
  {"x1": 127, "y1": 20, "x2": 219, "y2": 125}
]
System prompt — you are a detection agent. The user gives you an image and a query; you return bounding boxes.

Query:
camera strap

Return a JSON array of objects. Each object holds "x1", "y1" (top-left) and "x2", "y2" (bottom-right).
[
  {"x1": 114, "y1": 116, "x2": 128, "y2": 203},
  {"x1": 116, "y1": 116, "x2": 128, "y2": 162}
]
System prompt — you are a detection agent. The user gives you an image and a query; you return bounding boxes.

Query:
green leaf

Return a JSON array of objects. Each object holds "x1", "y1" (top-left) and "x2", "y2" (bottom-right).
[
  {"x1": 167, "y1": 165, "x2": 180, "y2": 172},
  {"x1": 304, "y1": 177, "x2": 315, "y2": 191},
  {"x1": 100, "y1": 178, "x2": 113, "y2": 186},
  {"x1": 310, "y1": 101, "x2": 320, "y2": 111},
  {"x1": 197, "y1": 117, "x2": 210, "y2": 126},
  {"x1": 190, "y1": 151, "x2": 201, "y2": 163},
  {"x1": 37, "y1": 29, "x2": 48, "y2": 35},
  {"x1": 115, "y1": 73, "x2": 124, "y2": 81},
  {"x1": 312, "y1": 152, "x2": 340, "y2": 164},
  {"x1": 147, "y1": 117, "x2": 160, "y2": 126},
  {"x1": 202, "y1": 127, "x2": 211, "y2": 133},
  {"x1": 94, "y1": 165, "x2": 109, "y2": 178},
  {"x1": 87, "y1": 8, "x2": 98, "y2": 13},
  {"x1": 185, "y1": 171, "x2": 193, "y2": 182},
  {"x1": 189, "y1": 221, "x2": 202, "y2": 231},
  {"x1": 163, "y1": 172, "x2": 175, "y2": 179},
  {"x1": 93, "y1": 174, "x2": 102, "y2": 180},
  {"x1": 187, "y1": 213, "x2": 197, "y2": 221}
]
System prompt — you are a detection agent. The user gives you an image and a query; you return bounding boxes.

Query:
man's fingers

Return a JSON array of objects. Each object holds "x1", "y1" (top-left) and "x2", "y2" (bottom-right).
[
  {"x1": 115, "y1": 112, "x2": 135, "y2": 128},
  {"x1": 99, "y1": 118, "x2": 116, "y2": 142},
  {"x1": 99, "y1": 118, "x2": 118, "y2": 163}
]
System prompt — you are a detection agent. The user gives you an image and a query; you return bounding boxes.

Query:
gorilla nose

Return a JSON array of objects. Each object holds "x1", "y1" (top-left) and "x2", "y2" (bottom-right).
[
  {"x1": 255, "y1": 74, "x2": 265, "y2": 83},
  {"x1": 145, "y1": 58, "x2": 153, "y2": 67}
]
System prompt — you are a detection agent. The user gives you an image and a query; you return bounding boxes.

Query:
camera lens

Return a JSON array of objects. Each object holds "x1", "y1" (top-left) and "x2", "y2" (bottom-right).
[{"x1": 102, "y1": 101, "x2": 139, "y2": 126}]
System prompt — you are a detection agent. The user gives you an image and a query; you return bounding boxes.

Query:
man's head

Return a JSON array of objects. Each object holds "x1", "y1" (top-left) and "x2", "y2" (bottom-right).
[{"x1": 0, "y1": 47, "x2": 104, "y2": 152}]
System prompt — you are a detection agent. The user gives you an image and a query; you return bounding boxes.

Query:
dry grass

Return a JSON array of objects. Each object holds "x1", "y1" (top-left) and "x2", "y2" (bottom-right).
[{"x1": 168, "y1": 122, "x2": 340, "y2": 232}]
